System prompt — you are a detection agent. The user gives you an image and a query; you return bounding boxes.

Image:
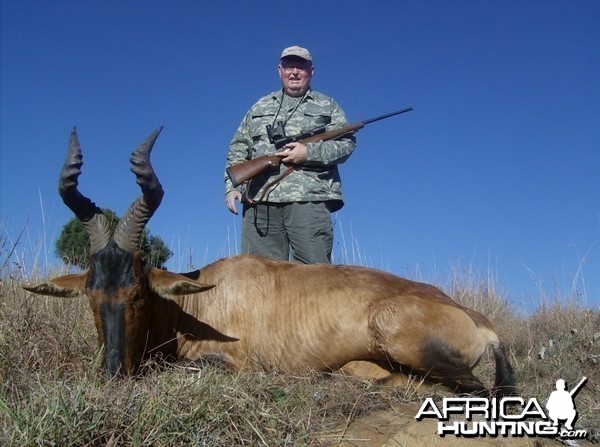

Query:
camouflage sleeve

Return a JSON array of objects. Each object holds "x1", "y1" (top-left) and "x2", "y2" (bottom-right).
[
  {"x1": 304, "y1": 99, "x2": 356, "y2": 167},
  {"x1": 224, "y1": 111, "x2": 253, "y2": 194}
]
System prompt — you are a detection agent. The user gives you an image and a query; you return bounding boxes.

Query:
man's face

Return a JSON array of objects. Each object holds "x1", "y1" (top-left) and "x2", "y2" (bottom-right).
[{"x1": 278, "y1": 56, "x2": 313, "y2": 97}]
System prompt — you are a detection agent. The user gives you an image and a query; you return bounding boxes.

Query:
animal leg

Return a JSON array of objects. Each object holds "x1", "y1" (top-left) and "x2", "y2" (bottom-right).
[
  {"x1": 380, "y1": 335, "x2": 488, "y2": 394},
  {"x1": 370, "y1": 297, "x2": 492, "y2": 394},
  {"x1": 416, "y1": 338, "x2": 488, "y2": 394}
]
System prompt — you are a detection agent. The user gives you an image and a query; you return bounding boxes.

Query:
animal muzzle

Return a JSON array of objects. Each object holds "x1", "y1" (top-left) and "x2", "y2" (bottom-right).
[{"x1": 100, "y1": 302, "x2": 127, "y2": 376}]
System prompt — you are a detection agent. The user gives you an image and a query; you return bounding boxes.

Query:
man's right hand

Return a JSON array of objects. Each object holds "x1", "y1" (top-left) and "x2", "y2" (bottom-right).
[{"x1": 225, "y1": 190, "x2": 242, "y2": 215}]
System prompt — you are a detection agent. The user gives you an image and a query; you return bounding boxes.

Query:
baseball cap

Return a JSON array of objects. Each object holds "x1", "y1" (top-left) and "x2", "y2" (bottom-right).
[{"x1": 280, "y1": 46, "x2": 312, "y2": 62}]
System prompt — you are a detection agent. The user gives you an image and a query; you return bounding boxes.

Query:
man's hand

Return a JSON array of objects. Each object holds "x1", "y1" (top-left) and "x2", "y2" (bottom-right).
[
  {"x1": 225, "y1": 190, "x2": 242, "y2": 215},
  {"x1": 273, "y1": 142, "x2": 308, "y2": 164}
]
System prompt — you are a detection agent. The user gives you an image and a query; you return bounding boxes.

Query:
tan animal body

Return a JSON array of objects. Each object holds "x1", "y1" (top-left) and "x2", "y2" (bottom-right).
[{"x1": 24, "y1": 128, "x2": 515, "y2": 395}]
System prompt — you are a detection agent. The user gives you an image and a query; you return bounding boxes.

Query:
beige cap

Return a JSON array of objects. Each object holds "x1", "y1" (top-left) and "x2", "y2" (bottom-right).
[{"x1": 280, "y1": 46, "x2": 312, "y2": 62}]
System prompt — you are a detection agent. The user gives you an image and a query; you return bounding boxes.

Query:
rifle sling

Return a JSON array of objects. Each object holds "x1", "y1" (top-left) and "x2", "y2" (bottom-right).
[{"x1": 245, "y1": 165, "x2": 297, "y2": 205}]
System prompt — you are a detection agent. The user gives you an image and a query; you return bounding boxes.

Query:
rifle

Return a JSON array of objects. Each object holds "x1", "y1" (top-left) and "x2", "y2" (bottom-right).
[
  {"x1": 226, "y1": 106, "x2": 413, "y2": 187},
  {"x1": 569, "y1": 376, "x2": 587, "y2": 397}
]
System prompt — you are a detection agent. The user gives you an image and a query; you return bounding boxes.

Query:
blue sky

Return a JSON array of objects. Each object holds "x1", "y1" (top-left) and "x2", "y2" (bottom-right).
[{"x1": 1, "y1": 1, "x2": 598, "y2": 312}]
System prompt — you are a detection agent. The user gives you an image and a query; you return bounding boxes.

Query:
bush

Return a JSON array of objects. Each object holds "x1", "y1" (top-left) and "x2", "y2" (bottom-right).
[{"x1": 55, "y1": 209, "x2": 172, "y2": 269}]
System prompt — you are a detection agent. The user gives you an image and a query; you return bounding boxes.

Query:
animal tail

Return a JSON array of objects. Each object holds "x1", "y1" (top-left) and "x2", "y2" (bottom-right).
[{"x1": 492, "y1": 344, "x2": 517, "y2": 396}]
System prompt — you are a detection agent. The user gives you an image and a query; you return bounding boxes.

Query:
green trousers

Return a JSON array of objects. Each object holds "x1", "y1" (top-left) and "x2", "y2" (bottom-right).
[{"x1": 241, "y1": 201, "x2": 333, "y2": 264}]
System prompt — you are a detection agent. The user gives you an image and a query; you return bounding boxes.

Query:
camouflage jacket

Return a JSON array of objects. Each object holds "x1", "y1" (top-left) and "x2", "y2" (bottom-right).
[{"x1": 225, "y1": 88, "x2": 356, "y2": 211}]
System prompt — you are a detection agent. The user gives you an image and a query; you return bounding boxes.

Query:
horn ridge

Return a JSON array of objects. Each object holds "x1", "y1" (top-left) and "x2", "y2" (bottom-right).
[
  {"x1": 129, "y1": 126, "x2": 164, "y2": 208},
  {"x1": 58, "y1": 128, "x2": 111, "y2": 255},
  {"x1": 113, "y1": 127, "x2": 165, "y2": 252}
]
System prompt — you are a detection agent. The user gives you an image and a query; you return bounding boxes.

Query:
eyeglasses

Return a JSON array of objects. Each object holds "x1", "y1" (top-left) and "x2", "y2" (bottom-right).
[{"x1": 280, "y1": 63, "x2": 312, "y2": 73}]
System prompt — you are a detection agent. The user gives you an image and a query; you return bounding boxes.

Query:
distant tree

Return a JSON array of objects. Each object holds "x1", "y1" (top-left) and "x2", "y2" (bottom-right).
[
  {"x1": 55, "y1": 209, "x2": 173, "y2": 269},
  {"x1": 139, "y1": 231, "x2": 173, "y2": 270}
]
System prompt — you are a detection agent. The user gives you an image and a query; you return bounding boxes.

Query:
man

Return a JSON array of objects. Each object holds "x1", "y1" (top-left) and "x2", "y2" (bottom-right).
[{"x1": 224, "y1": 46, "x2": 355, "y2": 264}]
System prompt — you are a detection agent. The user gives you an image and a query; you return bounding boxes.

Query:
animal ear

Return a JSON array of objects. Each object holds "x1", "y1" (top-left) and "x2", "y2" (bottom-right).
[
  {"x1": 148, "y1": 268, "x2": 215, "y2": 297},
  {"x1": 22, "y1": 273, "x2": 87, "y2": 298}
]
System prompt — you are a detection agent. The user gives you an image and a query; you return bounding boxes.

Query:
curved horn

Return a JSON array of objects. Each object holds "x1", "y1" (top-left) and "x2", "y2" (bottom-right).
[
  {"x1": 113, "y1": 127, "x2": 165, "y2": 252},
  {"x1": 59, "y1": 128, "x2": 111, "y2": 255}
]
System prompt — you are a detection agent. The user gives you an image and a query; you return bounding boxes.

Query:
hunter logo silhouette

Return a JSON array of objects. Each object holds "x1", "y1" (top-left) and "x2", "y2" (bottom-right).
[
  {"x1": 545, "y1": 376, "x2": 587, "y2": 430},
  {"x1": 416, "y1": 375, "x2": 589, "y2": 439}
]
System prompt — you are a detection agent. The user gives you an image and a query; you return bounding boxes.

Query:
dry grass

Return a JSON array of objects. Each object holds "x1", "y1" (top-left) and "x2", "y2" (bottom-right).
[
  {"x1": 0, "y1": 278, "x2": 401, "y2": 446},
  {"x1": 1, "y1": 232, "x2": 599, "y2": 445},
  {"x1": 446, "y1": 265, "x2": 600, "y2": 441}
]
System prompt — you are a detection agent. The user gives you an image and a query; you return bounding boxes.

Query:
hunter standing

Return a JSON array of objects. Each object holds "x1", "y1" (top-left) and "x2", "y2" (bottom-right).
[{"x1": 224, "y1": 46, "x2": 355, "y2": 263}]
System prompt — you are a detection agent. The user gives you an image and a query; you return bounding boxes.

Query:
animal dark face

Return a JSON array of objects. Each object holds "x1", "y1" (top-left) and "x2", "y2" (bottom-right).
[{"x1": 86, "y1": 241, "x2": 152, "y2": 376}]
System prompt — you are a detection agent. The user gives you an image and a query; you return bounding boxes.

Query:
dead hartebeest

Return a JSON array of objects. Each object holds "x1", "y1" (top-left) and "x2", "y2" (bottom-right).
[{"x1": 23, "y1": 128, "x2": 516, "y2": 395}]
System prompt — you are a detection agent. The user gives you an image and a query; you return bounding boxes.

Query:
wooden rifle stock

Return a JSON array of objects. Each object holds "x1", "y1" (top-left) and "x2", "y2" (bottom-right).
[
  {"x1": 226, "y1": 155, "x2": 282, "y2": 188},
  {"x1": 226, "y1": 106, "x2": 412, "y2": 187}
]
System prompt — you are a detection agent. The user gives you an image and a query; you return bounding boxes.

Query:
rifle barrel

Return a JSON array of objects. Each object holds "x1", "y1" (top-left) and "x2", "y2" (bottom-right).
[
  {"x1": 362, "y1": 107, "x2": 413, "y2": 125},
  {"x1": 569, "y1": 376, "x2": 587, "y2": 396}
]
